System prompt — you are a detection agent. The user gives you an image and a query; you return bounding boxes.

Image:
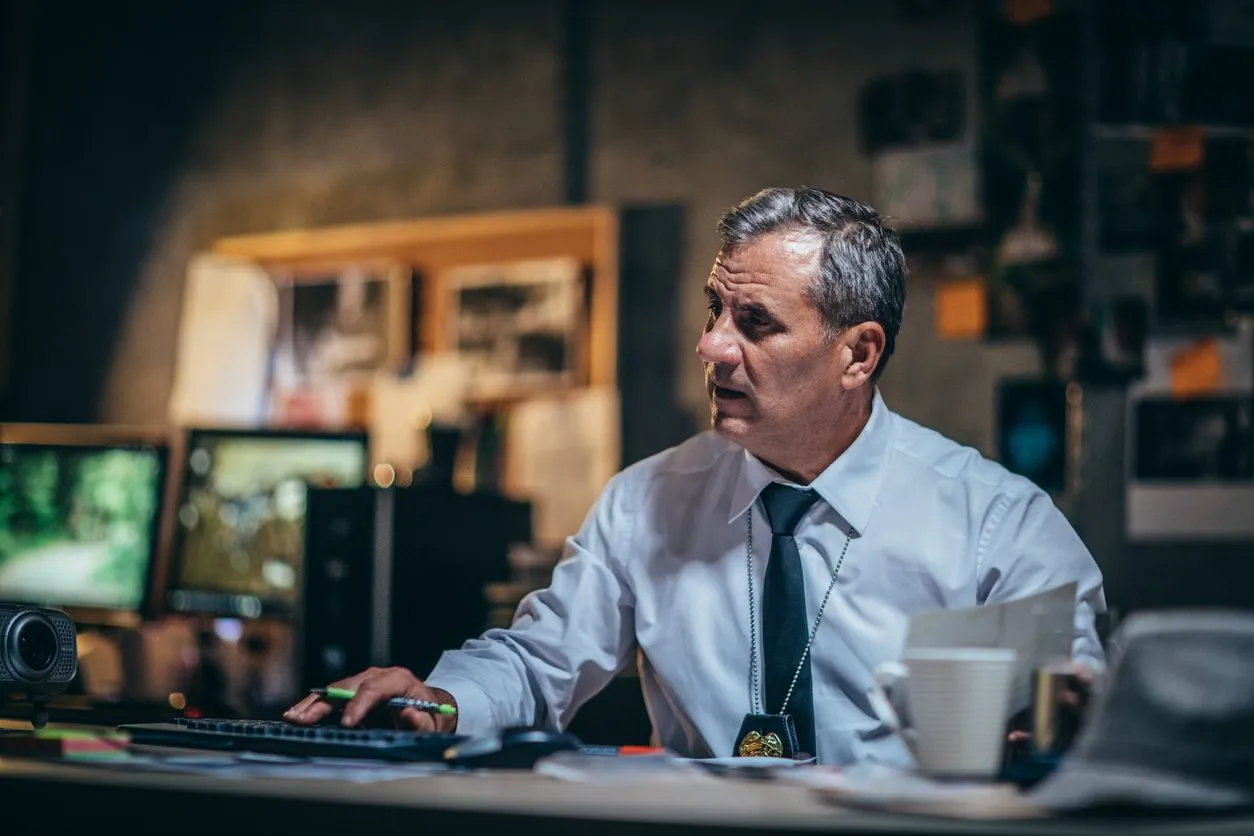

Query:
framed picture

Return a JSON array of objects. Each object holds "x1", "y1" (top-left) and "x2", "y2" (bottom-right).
[
  {"x1": 269, "y1": 262, "x2": 412, "y2": 389},
  {"x1": 437, "y1": 256, "x2": 586, "y2": 399}
]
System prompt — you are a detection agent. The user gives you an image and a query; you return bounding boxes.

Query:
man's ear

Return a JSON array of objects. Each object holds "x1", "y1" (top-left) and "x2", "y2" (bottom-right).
[{"x1": 840, "y1": 321, "x2": 886, "y2": 389}]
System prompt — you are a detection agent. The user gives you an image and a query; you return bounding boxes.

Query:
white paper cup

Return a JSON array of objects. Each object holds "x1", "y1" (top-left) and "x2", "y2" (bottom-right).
[{"x1": 870, "y1": 648, "x2": 1017, "y2": 779}]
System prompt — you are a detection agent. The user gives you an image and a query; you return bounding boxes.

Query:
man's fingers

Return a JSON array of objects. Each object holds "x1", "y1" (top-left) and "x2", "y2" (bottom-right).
[
  {"x1": 286, "y1": 668, "x2": 378, "y2": 724},
  {"x1": 341, "y1": 668, "x2": 412, "y2": 727},
  {"x1": 284, "y1": 693, "x2": 330, "y2": 724},
  {"x1": 396, "y1": 706, "x2": 437, "y2": 731},
  {"x1": 292, "y1": 700, "x2": 335, "y2": 725}
]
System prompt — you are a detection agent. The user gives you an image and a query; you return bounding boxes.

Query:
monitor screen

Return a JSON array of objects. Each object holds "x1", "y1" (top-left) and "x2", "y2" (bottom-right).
[
  {"x1": 0, "y1": 441, "x2": 167, "y2": 620},
  {"x1": 167, "y1": 429, "x2": 368, "y2": 618}
]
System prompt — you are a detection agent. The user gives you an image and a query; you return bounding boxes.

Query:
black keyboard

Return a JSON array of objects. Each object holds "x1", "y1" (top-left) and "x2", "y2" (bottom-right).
[{"x1": 120, "y1": 719, "x2": 466, "y2": 762}]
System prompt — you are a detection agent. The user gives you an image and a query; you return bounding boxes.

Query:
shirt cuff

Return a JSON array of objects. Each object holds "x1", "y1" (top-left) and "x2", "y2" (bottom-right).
[{"x1": 423, "y1": 675, "x2": 496, "y2": 736}]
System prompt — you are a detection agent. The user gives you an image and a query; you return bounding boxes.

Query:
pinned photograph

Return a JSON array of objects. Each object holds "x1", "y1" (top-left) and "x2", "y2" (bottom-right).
[
  {"x1": 270, "y1": 263, "x2": 412, "y2": 388},
  {"x1": 439, "y1": 257, "x2": 586, "y2": 398}
]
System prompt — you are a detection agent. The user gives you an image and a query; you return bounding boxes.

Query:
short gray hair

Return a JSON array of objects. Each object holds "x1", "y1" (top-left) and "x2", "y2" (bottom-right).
[{"x1": 717, "y1": 187, "x2": 907, "y2": 380}]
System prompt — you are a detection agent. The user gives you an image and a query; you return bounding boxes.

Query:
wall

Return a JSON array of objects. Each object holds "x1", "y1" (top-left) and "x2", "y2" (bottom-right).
[
  {"x1": 9, "y1": 0, "x2": 1030, "y2": 450},
  {"x1": 9, "y1": 0, "x2": 567, "y2": 423}
]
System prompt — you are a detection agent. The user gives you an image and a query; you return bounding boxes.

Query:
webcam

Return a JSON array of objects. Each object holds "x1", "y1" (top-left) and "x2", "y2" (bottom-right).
[{"x1": 0, "y1": 603, "x2": 78, "y2": 728}]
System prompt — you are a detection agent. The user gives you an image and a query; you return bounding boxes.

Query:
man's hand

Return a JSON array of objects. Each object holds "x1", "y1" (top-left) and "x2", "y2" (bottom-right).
[
  {"x1": 283, "y1": 667, "x2": 458, "y2": 733},
  {"x1": 1006, "y1": 662, "x2": 1097, "y2": 747}
]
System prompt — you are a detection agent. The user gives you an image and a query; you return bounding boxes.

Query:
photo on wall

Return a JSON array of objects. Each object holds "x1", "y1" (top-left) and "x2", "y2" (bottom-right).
[
  {"x1": 438, "y1": 257, "x2": 586, "y2": 399},
  {"x1": 269, "y1": 263, "x2": 412, "y2": 389}
]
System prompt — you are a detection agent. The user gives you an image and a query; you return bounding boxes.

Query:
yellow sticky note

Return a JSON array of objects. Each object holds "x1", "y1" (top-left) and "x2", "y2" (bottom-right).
[
  {"x1": 935, "y1": 279, "x2": 988, "y2": 340},
  {"x1": 1005, "y1": 0, "x2": 1053, "y2": 25},
  {"x1": 1151, "y1": 126, "x2": 1205, "y2": 173},
  {"x1": 1170, "y1": 338, "x2": 1222, "y2": 398}
]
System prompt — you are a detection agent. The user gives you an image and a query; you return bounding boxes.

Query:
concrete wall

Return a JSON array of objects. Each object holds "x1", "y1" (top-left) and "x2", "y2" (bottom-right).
[{"x1": 10, "y1": 0, "x2": 1036, "y2": 456}]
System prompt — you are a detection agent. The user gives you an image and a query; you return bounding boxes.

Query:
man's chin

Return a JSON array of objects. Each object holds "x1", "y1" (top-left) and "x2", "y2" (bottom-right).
[{"x1": 711, "y1": 411, "x2": 755, "y2": 442}]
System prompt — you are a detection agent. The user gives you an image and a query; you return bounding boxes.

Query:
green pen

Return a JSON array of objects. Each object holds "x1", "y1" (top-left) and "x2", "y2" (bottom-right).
[{"x1": 311, "y1": 687, "x2": 457, "y2": 716}]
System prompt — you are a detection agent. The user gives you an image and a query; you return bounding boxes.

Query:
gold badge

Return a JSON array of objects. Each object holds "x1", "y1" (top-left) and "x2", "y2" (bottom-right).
[{"x1": 736, "y1": 730, "x2": 784, "y2": 758}]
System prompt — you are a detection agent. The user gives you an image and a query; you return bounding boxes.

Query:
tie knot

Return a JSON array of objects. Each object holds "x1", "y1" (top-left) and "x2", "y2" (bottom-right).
[{"x1": 760, "y1": 484, "x2": 819, "y2": 535}]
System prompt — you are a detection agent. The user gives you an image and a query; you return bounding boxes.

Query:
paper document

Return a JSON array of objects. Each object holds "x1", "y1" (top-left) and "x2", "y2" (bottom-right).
[
  {"x1": 792, "y1": 762, "x2": 1039, "y2": 820},
  {"x1": 169, "y1": 252, "x2": 277, "y2": 426},
  {"x1": 67, "y1": 750, "x2": 448, "y2": 782},
  {"x1": 535, "y1": 750, "x2": 716, "y2": 784},
  {"x1": 904, "y1": 582, "x2": 1077, "y2": 713}
]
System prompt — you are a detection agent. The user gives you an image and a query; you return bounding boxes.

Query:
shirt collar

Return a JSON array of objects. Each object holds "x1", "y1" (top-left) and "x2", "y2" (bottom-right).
[{"x1": 726, "y1": 388, "x2": 895, "y2": 536}]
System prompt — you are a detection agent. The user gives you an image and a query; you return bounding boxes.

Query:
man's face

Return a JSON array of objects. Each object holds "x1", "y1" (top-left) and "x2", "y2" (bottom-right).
[{"x1": 696, "y1": 230, "x2": 851, "y2": 462}]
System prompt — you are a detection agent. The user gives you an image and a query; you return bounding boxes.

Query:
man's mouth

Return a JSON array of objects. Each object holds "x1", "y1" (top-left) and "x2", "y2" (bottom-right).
[{"x1": 712, "y1": 384, "x2": 748, "y2": 400}]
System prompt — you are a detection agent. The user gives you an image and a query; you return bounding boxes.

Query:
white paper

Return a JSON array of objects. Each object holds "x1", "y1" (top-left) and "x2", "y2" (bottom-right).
[
  {"x1": 503, "y1": 388, "x2": 620, "y2": 548},
  {"x1": 535, "y1": 751, "x2": 716, "y2": 784},
  {"x1": 169, "y1": 252, "x2": 277, "y2": 426},
  {"x1": 904, "y1": 582, "x2": 1077, "y2": 714},
  {"x1": 790, "y1": 762, "x2": 1036, "y2": 819},
  {"x1": 72, "y1": 751, "x2": 449, "y2": 782}
]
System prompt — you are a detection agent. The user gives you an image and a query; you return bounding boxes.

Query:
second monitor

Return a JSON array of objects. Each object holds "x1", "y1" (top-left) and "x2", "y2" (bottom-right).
[{"x1": 165, "y1": 428, "x2": 369, "y2": 619}]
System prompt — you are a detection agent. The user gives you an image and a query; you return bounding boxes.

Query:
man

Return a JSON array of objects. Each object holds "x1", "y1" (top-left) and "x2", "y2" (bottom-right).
[{"x1": 286, "y1": 187, "x2": 1106, "y2": 765}]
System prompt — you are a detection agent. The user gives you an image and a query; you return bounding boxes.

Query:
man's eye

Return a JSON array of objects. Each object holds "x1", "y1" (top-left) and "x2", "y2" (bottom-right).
[{"x1": 706, "y1": 298, "x2": 722, "y2": 315}]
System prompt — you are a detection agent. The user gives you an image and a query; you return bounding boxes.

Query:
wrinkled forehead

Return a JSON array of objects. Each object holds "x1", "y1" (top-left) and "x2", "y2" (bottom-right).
[{"x1": 708, "y1": 229, "x2": 823, "y2": 294}]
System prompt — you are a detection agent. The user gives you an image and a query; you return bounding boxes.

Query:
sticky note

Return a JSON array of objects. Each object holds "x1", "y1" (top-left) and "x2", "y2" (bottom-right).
[
  {"x1": 1151, "y1": 126, "x2": 1205, "y2": 173},
  {"x1": 1005, "y1": 0, "x2": 1053, "y2": 25},
  {"x1": 1169, "y1": 338, "x2": 1222, "y2": 398},
  {"x1": 935, "y1": 278, "x2": 988, "y2": 340}
]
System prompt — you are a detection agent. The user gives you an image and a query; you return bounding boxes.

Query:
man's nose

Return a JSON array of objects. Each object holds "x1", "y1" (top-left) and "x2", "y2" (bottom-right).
[{"x1": 696, "y1": 318, "x2": 740, "y2": 367}]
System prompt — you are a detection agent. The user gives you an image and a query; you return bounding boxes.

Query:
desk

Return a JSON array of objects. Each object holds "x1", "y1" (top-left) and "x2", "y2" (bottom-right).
[{"x1": 2, "y1": 750, "x2": 1254, "y2": 836}]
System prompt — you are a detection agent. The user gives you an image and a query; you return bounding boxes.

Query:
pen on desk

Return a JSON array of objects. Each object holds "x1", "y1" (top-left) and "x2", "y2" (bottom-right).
[{"x1": 310, "y1": 687, "x2": 458, "y2": 716}]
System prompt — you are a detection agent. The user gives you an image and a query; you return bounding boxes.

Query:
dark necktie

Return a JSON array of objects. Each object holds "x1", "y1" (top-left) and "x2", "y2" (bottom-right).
[{"x1": 760, "y1": 483, "x2": 820, "y2": 757}]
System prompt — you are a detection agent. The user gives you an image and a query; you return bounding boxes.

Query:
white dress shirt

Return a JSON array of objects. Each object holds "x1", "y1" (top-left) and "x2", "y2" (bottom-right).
[{"x1": 426, "y1": 390, "x2": 1107, "y2": 765}]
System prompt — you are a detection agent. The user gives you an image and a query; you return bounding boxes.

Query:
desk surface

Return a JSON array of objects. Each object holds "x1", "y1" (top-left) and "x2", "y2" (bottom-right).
[
  {"x1": 0, "y1": 719, "x2": 1251, "y2": 836},
  {"x1": 3, "y1": 749, "x2": 1254, "y2": 836}
]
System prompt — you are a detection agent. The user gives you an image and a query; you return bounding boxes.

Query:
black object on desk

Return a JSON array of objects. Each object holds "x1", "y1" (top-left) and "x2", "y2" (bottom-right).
[
  {"x1": 122, "y1": 718, "x2": 464, "y2": 762},
  {"x1": 444, "y1": 726, "x2": 582, "y2": 769},
  {"x1": 301, "y1": 485, "x2": 532, "y2": 693}
]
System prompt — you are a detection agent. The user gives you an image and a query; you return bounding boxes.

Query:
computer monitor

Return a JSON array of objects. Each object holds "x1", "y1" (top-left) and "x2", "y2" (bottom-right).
[
  {"x1": 0, "y1": 424, "x2": 170, "y2": 626},
  {"x1": 165, "y1": 428, "x2": 369, "y2": 619}
]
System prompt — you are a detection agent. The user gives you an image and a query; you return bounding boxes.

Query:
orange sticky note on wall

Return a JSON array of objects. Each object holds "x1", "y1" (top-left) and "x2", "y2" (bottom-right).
[
  {"x1": 1151, "y1": 126, "x2": 1205, "y2": 172},
  {"x1": 1005, "y1": 0, "x2": 1053, "y2": 25},
  {"x1": 1169, "y1": 338, "x2": 1222, "y2": 398},
  {"x1": 935, "y1": 278, "x2": 987, "y2": 340}
]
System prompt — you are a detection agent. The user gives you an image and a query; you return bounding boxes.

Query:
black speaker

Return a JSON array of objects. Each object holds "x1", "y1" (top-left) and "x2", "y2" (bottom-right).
[
  {"x1": 300, "y1": 486, "x2": 378, "y2": 691},
  {"x1": 0, "y1": 603, "x2": 78, "y2": 728},
  {"x1": 300, "y1": 486, "x2": 531, "y2": 693}
]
